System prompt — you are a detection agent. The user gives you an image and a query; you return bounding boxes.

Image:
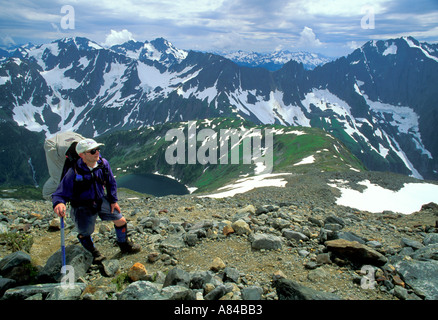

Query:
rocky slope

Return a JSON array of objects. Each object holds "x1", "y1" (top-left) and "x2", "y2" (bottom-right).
[{"x1": 0, "y1": 171, "x2": 437, "y2": 301}]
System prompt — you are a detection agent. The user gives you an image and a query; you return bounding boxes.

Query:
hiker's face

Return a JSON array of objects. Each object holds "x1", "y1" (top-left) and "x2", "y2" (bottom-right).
[{"x1": 80, "y1": 148, "x2": 100, "y2": 162}]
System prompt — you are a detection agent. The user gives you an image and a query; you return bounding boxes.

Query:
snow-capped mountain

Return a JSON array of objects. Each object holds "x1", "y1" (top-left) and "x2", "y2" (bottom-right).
[
  {"x1": 221, "y1": 50, "x2": 333, "y2": 70},
  {"x1": 0, "y1": 36, "x2": 437, "y2": 186},
  {"x1": 110, "y1": 37, "x2": 188, "y2": 68}
]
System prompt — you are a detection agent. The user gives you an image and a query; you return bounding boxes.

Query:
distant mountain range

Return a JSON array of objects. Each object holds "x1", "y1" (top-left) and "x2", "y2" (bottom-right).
[
  {"x1": 0, "y1": 35, "x2": 437, "y2": 188},
  {"x1": 219, "y1": 50, "x2": 333, "y2": 70}
]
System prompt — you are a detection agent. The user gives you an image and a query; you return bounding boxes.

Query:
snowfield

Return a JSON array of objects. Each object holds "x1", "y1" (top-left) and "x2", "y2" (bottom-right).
[
  {"x1": 199, "y1": 173, "x2": 292, "y2": 199},
  {"x1": 329, "y1": 179, "x2": 438, "y2": 214}
]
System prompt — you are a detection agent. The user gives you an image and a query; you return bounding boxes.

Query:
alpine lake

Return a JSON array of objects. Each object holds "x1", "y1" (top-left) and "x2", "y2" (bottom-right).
[{"x1": 116, "y1": 173, "x2": 190, "y2": 197}]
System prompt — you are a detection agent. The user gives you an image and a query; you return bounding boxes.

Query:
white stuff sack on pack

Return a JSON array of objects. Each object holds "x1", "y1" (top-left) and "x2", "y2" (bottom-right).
[{"x1": 42, "y1": 131, "x2": 85, "y2": 200}]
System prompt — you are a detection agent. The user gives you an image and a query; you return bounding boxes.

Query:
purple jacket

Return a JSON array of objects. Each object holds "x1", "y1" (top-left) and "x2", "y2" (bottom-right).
[{"x1": 52, "y1": 157, "x2": 118, "y2": 208}]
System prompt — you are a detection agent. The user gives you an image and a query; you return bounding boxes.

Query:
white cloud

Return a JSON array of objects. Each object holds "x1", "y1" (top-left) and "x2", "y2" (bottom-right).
[
  {"x1": 1, "y1": 35, "x2": 16, "y2": 47},
  {"x1": 103, "y1": 29, "x2": 135, "y2": 47},
  {"x1": 301, "y1": 0, "x2": 390, "y2": 17},
  {"x1": 348, "y1": 41, "x2": 360, "y2": 50},
  {"x1": 297, "y1": 27, "x2": 323, "y2": 47}
]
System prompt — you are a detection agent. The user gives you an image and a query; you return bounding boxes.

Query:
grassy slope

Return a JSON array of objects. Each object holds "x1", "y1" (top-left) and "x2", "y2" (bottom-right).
[{"x1": 99, "y1": 117, "x2": 365, "y2": 194}]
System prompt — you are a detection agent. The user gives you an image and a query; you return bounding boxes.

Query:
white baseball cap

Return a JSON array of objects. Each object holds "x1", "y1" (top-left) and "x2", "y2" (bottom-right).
[{"x1": 75, "y1": 138, "x2": 104, "y2": 154}]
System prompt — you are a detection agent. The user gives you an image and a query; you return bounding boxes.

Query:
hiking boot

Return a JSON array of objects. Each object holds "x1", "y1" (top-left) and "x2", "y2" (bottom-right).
[
  {"x1": 115, "y1": 223, "x2": 141, "y2": 254},
  {"x1": 117, "y1": 241, "x2": 141, "y2": 254},
  {"x1": 78, "y1": 235, "x2": 105, "y2": 263},
  {"x1": 91, "y1": 248, "x2": 106, "y2": 264}
]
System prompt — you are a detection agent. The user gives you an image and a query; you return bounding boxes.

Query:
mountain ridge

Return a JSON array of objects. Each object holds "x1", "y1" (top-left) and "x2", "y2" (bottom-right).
[
  {"x1": 219, "y1": 49, "x2": 333, "y2": 71},
  {"x1": 0, "y1": 35, "x2": 437, "y2": 188}
]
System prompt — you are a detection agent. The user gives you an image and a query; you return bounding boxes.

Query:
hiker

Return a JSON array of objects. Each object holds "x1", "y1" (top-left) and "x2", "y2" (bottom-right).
[{"x1": 52, "y1": 138, "x2": 140, "y2": 263}]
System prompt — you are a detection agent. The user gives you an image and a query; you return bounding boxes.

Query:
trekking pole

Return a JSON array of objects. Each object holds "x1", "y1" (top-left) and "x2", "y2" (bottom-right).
[{"x1": 60, "y1": 216, "x2": 66, "y2": 273}]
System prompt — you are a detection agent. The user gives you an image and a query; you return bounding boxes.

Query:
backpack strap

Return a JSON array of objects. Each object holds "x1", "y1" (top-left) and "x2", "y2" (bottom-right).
[{"x1": 60, "y1": 142, "x2": 79, "y2": 182}]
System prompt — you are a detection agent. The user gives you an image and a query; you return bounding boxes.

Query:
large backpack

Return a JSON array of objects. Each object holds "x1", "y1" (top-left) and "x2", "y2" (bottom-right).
[{"x1": 42, "y1": 131, "x2": 85, "y2": 200}]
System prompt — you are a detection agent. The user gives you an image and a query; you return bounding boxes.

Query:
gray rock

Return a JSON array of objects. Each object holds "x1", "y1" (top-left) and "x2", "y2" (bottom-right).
[
  {"x1": 233, "y1": 205, "x2": 256, "y2": 221},
  {"x1": 273, "y1": 278, "x2": 341, "y2": 300},
  {"x1": 271, "y1": 218, "x2": 290, "y2": 230},
  {"x1": 308, "y1": 217, "x2": 324, "y2": 227},
  {"x1": 223, "y1": 267, "x2": 240, "y2": 283},
  {"x1": 102, "y1": 259, "x2": 120, "y2": 277},
  {"x1": 117, "y1": 281, "x2": 162, "y2": 300},
  {"x1": 0, "y1": 251, "x2": 32, "y2": 275},
  {"x1": 241, "y1": 286, "x2": 263, "y2": 300},
  {"x1": 316, "y1": 253, "x2": 332, "y2": 265},
  {"x1": 366, "y1": 240, "x2": 382, "y2": 248},
  {"x1": 401, "y1": 237, "x2": 424, "y2": 250},
  {"x1": 282, "y1": 229, "x2": 309, "y2": 242},
  {"x1": 184, "y1": 232, "x2": 199, "y2": 246},
  {"x1": 190, "y1": 271, "x2": 210, "y2": 290},
  {"x1": 325, "y1": 239, "x2": 387, "y2": 266},
  {"x1": 0, "y1": 278, "x2": 16, "y2": 297},
  {"x1": 163, "y1": 267, "x2": 191, "y2": 288},
  {"x1": 324, "y1": 216, "x2": 345, "y2": 227},
  {"x1": 411, "y1": 244, "x2": 438, "y2": 261},
  {"x1": 160, "y1": 234, "x2": 186, "y2": 250},
  {"x1": 324, "y1": 223, "x2": 343, "y2": 231},
  {"x1": 37, "y1": 245, "x2": 93, "y2": 283},
  {"x1": 393, "y1": 286, "x2": 409, "y2": 300},
  {"x1": 204, "y1": 284, "x2": 227, "y2": 300},
  {"x1": 250, "y1": 233, "x2": 282, "y2": 250},
  {"x1": 298, "y1": 249, "x2": 310, "y2": 257},
  {"x1": 2, "y1": 283, "x2": 76, "y2": 300},
  {"x1": 333, "y1": 231, "x2": 366, "y2": 244},
  {"x1": 395, "y1": 259, "x2": 438, "y2": 300},
  {"x1": 160, "y1": 285, "x2": 196, "y2": 300},
  {"x1": 304, "y1": 261, "x2": 319, "y2": 270},
  {"x1": 423, "y1": 234, "x2": 438, "y2": 246},
  {"x1": 46, "y1": 283, "x2": 86, "y2": 300}
]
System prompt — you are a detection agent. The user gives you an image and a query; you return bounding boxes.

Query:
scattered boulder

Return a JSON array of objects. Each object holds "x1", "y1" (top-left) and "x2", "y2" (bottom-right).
[
  {"x1": 401, "y1": 237, "x2": 424, "y2": 250},
  {"x1": 395, "y1": 259, "x2": 438, "y2": 300},
  {"x1": 0, "y1": 251, "x2": 33, "y2": 285},
  {"x1": 116, "y1": 281, "x2": 161, "y2": 300},
  {"x1": 423, "y1": 234, "x2": 438, "y2": 246},
  {"x1": 250, "y1": 233, "x2": 282, "y2": 250},
  {"x1": 325, "y1": 239, "x2": 387, "y2": 266},
  {"x1": 128, "y1": 262, "x2": 148, "y2": 282},
  {"x1": 0, "y1": 278, "x2": 16, "y2": 297},
  {"x1": 37, "y1": 245, "x2": 93, "y2": 283},
  {"x1": 0, "y1": 251, "x2": 32, "y2": 276},
  {"x1": 163, "y1": 267, "x2": 190, "y2": 288},
  {"x1": 102, "y1": 259, "x2": 120, "y2": 277},
  {"x1": 273, "y1": 278, "x2": 341, "y2": 300},
  {"x1": 204, "y1": 284, "x2": 227, "y2": 300},
  {"x1": 231, "y1": 219, "x2": 251, "y2": 235},
  {"x1": 2, "y1": 283, "x2": 85, "y2": 300},
  {"x1": 46, "y1": 283, "x2": 86, "y2": 300},
  {"x1": 210, "y1": 257, "x2": 226, "y2": 272},
  {"x1": 282, "y1": 229, "x2": 308, "y2": 242},
  {"x1": 241, "y1": 286, "x2": 263, "y2": 300}
]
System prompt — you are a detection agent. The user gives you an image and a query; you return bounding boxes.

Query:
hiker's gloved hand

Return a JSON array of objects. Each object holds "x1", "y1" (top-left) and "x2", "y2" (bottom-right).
[
  {"x1": 111, "y1": 202, "x2": 121, "y2": 214},
  {"x1": 54, "y1": 203, "x2": 67, "y2": 218}
]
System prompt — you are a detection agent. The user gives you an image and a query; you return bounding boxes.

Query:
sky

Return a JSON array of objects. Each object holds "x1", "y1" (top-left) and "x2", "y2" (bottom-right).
[{"x1": 0, "y1": 0, "x2": 437, "y2": 57}]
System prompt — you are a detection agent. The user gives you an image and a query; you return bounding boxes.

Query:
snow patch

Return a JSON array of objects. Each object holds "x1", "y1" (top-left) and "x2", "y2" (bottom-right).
[
  {"x1": 329, "y1": 179, "x2": 438, "y2": 214},
  {"x1": 294, "y1": 155, "x2": 315, "y2": 166},
  {"x1": 404, "y1": 37, "x2": 438, "y2": 63},
  {"x1": 383, "y1": 43, "x2": 397, "y2": 56},
  {"x1": 199, "y1": 173, "x2": 292, "y2": 198}
]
